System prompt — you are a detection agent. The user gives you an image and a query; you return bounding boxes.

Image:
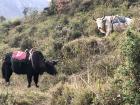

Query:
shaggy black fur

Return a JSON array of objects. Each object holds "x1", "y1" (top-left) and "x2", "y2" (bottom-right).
[{"x1": 2, "y1": 51, "x2": 57, "y2": 88}]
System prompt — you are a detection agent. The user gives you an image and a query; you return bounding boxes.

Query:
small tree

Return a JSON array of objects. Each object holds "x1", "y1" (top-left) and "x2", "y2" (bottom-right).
[
  {"x1": 23, "y1": 7, "x2": 30, "y2": 17},
  {"x1": 0, "y1": 16, "x2": 6, "y2": 22},
  {"x1": 47, "y1": 0, "x2": 57, "y2": 15},
  {"x1": 28, "y1": 9, "x2": 39, "y2": 23},
  {"x1": 56, "y1": 0, "x2": 70, "y2": 14}
]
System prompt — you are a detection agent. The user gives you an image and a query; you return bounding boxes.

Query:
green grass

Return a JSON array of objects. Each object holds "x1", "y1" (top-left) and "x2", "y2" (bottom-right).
[{"x1": 0, "y1": 0, "x2": 140, "y2": 105}]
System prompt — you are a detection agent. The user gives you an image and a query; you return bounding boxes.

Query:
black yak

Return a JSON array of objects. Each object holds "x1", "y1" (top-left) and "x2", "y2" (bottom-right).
[{"x1": 2, "y1": 50, "x2": 58, "y2": 88}]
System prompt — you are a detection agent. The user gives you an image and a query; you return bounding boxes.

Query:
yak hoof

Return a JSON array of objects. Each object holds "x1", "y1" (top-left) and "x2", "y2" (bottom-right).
[
  {"x1": 27, "y1": 85, "x2": 31, "y2": 88},
  {"x1": 35, "y1": 85, "x2": 39, "y2": 88}
]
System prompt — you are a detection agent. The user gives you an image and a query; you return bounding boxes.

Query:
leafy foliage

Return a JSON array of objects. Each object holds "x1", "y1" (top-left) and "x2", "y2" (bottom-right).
[
  {"x1": 0, "y1": 0, "x2": 140, "y2": 105},
  {"x1": 113, "y1": 30, "x2": 140, "y2": 105}
]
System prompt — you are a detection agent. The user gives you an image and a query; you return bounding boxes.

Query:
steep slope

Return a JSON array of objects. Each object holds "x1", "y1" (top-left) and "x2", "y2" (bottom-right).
[{"x1": 0, "y1": 0, "x2": 140, "y2": 105}]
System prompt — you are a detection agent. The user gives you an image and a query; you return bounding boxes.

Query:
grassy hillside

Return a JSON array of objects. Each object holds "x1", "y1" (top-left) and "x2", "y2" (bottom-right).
[{"x1": 0, "y1": 0, "x2": 140, "y2": 105}]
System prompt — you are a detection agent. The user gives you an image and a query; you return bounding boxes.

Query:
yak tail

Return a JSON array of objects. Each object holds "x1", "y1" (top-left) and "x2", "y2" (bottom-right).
[
  {"x1": 1, "y1": 52, "x2": 12, "y2": 79},
  {"x1": 1, "y1": 62, "x2": 6, "y2": 79}
]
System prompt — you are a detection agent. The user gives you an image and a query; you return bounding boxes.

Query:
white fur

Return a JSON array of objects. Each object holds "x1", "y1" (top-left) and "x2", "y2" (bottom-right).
[{"x1": 95, "y1": 16, "x2": 133, "y2": 36}]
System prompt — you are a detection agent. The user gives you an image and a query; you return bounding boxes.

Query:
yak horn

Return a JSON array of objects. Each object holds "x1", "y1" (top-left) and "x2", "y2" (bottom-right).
[{"x1": 102, "y1": 14, "x2": 105, "y2": 20}]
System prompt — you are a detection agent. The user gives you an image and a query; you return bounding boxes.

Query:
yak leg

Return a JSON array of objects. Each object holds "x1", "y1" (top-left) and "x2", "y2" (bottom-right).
[
  {"x1": 105, "y1": 24, "x2": 113, "y2": 36},
  {"x1": 2, "y1": 63, "x2": 12, "y2": 85},
  {"x1": 33, "y1": 73, "x2": 39, "y2": 88},
  {"x1": 5, "y1": 69, "x2": 12, "y2": 86},
  {"x1": 106, "y1": 32, "x2": 110, "y2": 36},
  {"x1": 106, "y1": 27, "x2": 112, "y2": 36},
  {"x1": 5, "y1": 69, "x2": 12, "y2": 85},
  {"x1": 2, "y1": 62, "x2": 6, "y2": 79},
  {"x1": 27, "y1": 74, "x2": 33, "y2": 88}
]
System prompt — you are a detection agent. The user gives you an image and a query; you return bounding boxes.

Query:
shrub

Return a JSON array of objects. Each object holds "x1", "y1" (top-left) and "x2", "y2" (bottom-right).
[
  {"x1": 53, "y1": 41, "x2": 63, "y2": 52},
  {"x1": 69, "y1": 0, "x2": 81, "y2": 13},
  {"x1": 72, "y1": 22, "x2": 83, "y2": 31},
  {"x1": 8, "y1": 35, "x2": 22, "y2": 47},
  {"x1": 51, "y1": 40, "x2": 63, "y2": 58},
  {"x1": 11, "y1": 19, "x2": 21, "y2": 27},
  {"x1": 68, "y1": 30, "x2": 82, "y2": 41},
  {"x1": 0, "y1": 27, "x2": 9, "y2": 35},
  {"x1": 28, "y1": 26, "x2": 37, "y2": 36},
  {"x1": 111, "y1": 30, "x2": 140, "y2": 105},
  {"x1": 20, "y1": 38, "x2": 33, "y2": 50},
  {"x1": 28, "y1": 9, "x2": 39, "y2": 21},
  {"x1": 72, "y1": 89, "x2": 94, "y2": 105},
  {"x1": 69, "y1": 18, "x2": 86, "y2": 40},
  {"x1": 39, "y1": 28, "x2": 49, "y2": 37},
  {"x1": 121, "y1": 30, "x2": 140, "y2": 63},
  {"x1": 47, "y1": 0, "x2": 57, "y2": 15},
  {"x1": 60, "y1": 37, "x2": 113, "y2": 75},
  {"x1": 99, "y1": 89, "x2": 124, "y2": 105},
  {"x1": 0, "y1": 92, "x2": 16, "y2": 105},
  {"x1": 2, "y1": 21, "x2": 11, "y2": 29},
  {"x1": 62, "y1": 16, "x2": 69, "y2": 25},
  {"x1": 79, "y1": 0, "x2": 93, "y2": 12},
  {"x1": 50, "y1": 85, "x2": 95, "y2": 105},
  {"x1": 1, "y1": 19, "x2": 21, "y2": 31},
  {"x1": 16, "y1": 25, "x2": 24, "y2": 33}
]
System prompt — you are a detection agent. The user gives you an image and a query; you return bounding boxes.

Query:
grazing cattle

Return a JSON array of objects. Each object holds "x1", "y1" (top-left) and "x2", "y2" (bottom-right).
[
  {"x1": 94, "y1": 15, "x2": 133, "y2": 36},
  {"x1": 2, "y1": 50, "x2": 58, "y2": 88}
]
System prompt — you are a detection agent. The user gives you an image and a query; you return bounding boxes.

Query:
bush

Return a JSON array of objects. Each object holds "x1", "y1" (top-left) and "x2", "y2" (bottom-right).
[
  {"x1": 11, "y1": 19, "x2": 21, "y2": 27},
  {"x1": 2, "y1": 20, "x2": 21, "y2": 30},
  {"x1": 69, "y1": 0, "x2": 81, "y2": 13},
  {"x1": 0, "y1": 92, "x2": 15, "y2": 105},
  {"x1": 79, "y1": 0, "x2": 93, "y2": 12},
  {"x1": 121, "y1": 30, "x2": 140, "y2": 63},
  {"x1": 99, "y1": 89, "x2": 124, "y2": 105},
  {"x1": 68, "y1": 18, "x2": 86, "y2": 40},
  {"x1": 111, "y1": 30, "x2": 140, "y2": 105},
  {"x1": 16, "y1": 25, "x2": 24, "y2": 33},
  {"x1": 50, "y1": 85, "x2": 95, "y2": 105},
  {"x1": 50, "y1": 39, "x2": 64, "y2": 58},
  {"x1": 68, "y1": 30, "x2": 82, "y2": 41},
  {"x1": 0, "y1": 27, "x2": 9, "y2": 36},
  {"x1": 20, "y1": 38, "x2": 33, "y2": 50},
  {"x1": 28, "y1": 26, "x2": 37, "y2": 36},
  {"x1": 47, "y1": 0, "x2": 57, "y2": 15},
  {"x1": 72, "y1": 89, "x2": 94, "y2": 105},
  {"x1": 8, "y1": 35, "x2": 22, "y2": 47},
  {"x1": 2, "y1": 21, "x2": 11, "y2": 29},
  {"x1": 60, "y1": 37, "x2": 114, "y2": 75},
  {"x1": 62, "y1": 16, "x2": 69, "y2": 25},
  {"x1": 53, "y1": 41, "x2": 63, "y2": 52},
  {"x1": 39, "y1": 28, "x2": 49, "y2": 37}
]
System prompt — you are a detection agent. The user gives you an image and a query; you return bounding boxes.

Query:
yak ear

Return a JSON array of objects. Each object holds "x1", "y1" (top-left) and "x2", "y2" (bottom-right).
[
  {"x1": 102, "y1": 14, "x2": 106, "y2": 20},
  {"x1": 102, "y1": 16, "x2": 105, "y2": 20}
]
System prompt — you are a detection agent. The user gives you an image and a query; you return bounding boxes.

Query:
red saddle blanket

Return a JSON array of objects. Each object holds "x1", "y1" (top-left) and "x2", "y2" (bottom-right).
[{"x1": 12, "y1": 51, "x2": 27, "y2": 61}]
